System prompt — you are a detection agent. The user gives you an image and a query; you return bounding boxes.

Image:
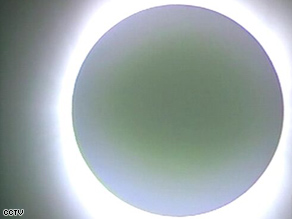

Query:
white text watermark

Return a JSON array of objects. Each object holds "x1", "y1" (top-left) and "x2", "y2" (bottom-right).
[{"x1": 3, "y1": 209, "x2": 24, "y2": 216}]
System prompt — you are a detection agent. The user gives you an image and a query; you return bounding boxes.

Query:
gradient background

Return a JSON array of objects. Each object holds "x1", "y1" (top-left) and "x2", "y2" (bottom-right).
[{"x1": 0, "y1": 1, "x2": 291, "y2": 218}]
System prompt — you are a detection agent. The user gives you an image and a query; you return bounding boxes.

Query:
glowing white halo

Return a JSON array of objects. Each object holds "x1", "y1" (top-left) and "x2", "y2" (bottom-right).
[{"x1": 58, "y1": 0, "x2": 291, "y2": 218}]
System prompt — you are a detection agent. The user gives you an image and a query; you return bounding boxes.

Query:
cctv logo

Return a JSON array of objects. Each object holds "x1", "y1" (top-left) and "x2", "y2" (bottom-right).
[{"x1": 3, "y1": 209, "x2": 24, "y2": 216}]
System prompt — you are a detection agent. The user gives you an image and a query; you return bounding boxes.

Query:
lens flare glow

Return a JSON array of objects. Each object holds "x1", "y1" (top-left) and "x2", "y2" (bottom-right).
[{"x1": 58, "y1": 0, "x2": 291, "y2": 218}]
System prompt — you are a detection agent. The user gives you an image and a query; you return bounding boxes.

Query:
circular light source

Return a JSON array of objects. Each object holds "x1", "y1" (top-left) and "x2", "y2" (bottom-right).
[{"x1": 72, "y1": 5, "x2": 283, "y2": 216}]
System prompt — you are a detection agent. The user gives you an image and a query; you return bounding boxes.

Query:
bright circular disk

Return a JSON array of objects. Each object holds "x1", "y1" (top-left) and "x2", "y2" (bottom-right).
[{"x1": 72, "y1": 5, "x2": 283, "y2": 217}]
